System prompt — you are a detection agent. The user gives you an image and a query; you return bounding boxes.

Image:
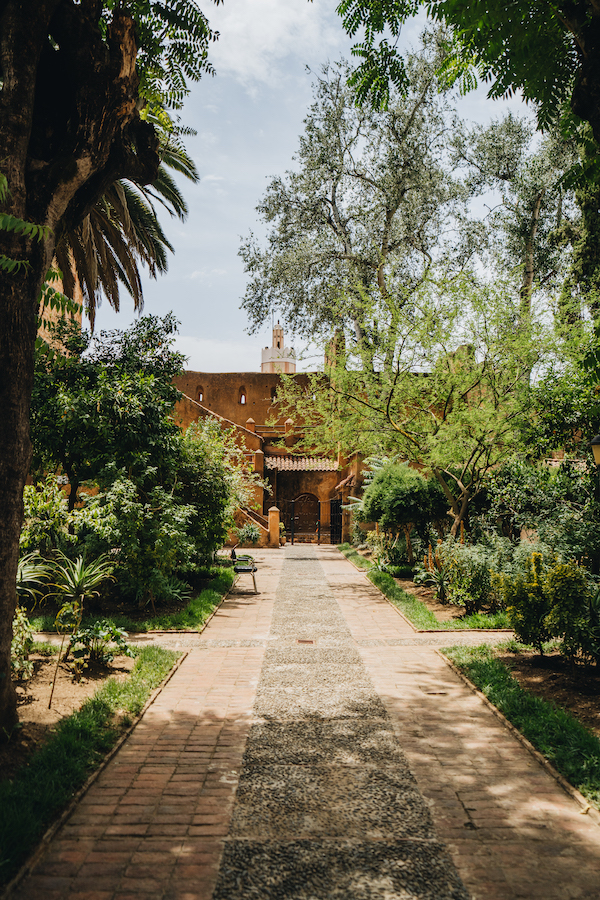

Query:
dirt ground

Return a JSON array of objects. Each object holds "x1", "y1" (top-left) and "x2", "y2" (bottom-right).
[
  {"x1": 395, "y1": 577, "x2": 600, "y2": 739},
  {"x1": 394, "y1": 577, "x2": 465, "y2": 622},
  {"x1": 496, "y1": 649, "x2": 600, "y2": 739},
  {"x1": 0, "y1": 652, "x2": 135, "y2": 784}
]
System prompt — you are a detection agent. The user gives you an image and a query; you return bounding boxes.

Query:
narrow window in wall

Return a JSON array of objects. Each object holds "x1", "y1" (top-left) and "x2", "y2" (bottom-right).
[
  {"x1": 239, "y1": 387, "x2": 247, "y2": 405},
  {"x1": 271, "y1": 387, "x2": 277, "y2": 401},
  {"x1": 197, "y1": 386, "x2": 204, "y2": 403}
]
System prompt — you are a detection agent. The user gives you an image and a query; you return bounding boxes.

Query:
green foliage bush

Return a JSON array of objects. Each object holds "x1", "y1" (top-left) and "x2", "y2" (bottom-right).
[
  {"x1": 484, "y1": 458, "x2": 600, "y2": 564},
  {"x1": 361, "y1": 462, "x2": 446, "y2": 562},
  {"x1": 496, "y1": 552, "x2": 553, "y2": 653},
  {"x1": 76, "y1": 476, "x2": 196, "y2": 605},
  {"x1": 69, "y1": 620, "x2": 133, "y2": 668},
  {"x1": 444, "y1": 542, "x2": 493, "y2": 616},
  {"x1": 235, "y1": 521, "x2": 261, "y2": 546},
  {"x1": 428, "y1": 533, "x2": 555, "y2": 617},
  {"x1": 11, "y1": 607, "x2": 35, "y2": 679},
  {"x1": 20, "y1": 476, "x2": 74, "y2": 555},
  {"x1": 24, "y1": 317, "x2": 257, "y2": 610},
  {"x1": 498, "y1": 551, "x2": 599, "y2": 661}
]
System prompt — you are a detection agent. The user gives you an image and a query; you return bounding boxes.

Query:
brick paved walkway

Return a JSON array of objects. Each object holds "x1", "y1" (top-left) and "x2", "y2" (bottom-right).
[{"x1": 11, "y1": 546, "x2": 600, "y2": 900}]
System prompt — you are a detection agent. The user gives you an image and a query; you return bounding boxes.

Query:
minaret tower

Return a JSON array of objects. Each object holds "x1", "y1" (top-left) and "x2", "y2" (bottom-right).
[{"x1": 261, "y1": 321, "x2": 296, "y2": 373}]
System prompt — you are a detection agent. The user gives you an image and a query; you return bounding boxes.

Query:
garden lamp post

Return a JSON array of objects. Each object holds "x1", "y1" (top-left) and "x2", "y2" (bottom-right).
[{"x1": 592, "y1": 434, "x2": 600, "y2": 466}]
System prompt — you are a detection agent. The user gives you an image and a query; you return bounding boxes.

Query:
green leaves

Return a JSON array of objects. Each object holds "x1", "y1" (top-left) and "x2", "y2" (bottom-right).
[
  {"x1": 336, "y1": 0, "x2": 582, "y2": 132},
  {"x1": 0, "y1": 172, "x2": 53, "y2": 274},
  {"x1": 0, "y1": 213, "x2": 50, "y2": 243},
  {"x1": 104, "y1": 0, "x2": 222, "y2": 112}
]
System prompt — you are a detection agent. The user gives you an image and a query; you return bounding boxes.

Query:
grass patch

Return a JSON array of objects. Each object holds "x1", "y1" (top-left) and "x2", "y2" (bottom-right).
[
  {"x1": 443, "y1": 644, "x2": 600, "y2": 810},
  {"x1": 30, "y1": 641, "x2": 57, "y2": 656},
  {"x1": 368, "y1": 569, "x2": 442, "y2": 629},
  {"x1": 143, "y1": 573, "x2": 233, "y2": 630},
  {"x1": 338, "y1": 544, "x2": 372, "y2": 570},
  {"x1": 0, "y1": 645, "x2": 179, "y2": 887},
  {"x1": 457, "y1": 610, "x2": 510, "y2": 629},
  {"x1": 30, "y1": 569, "x2": 235, "y2": 634},
  {"x1": 341, "y1": 549, "x2": 511, "y2": 631}
]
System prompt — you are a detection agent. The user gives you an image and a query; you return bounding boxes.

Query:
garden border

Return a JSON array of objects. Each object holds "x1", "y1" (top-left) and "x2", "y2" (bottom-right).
[
  {"x1": 339, "y1": 547, "x2": 600, "y2": 825},
  {"x1": 34, "y1": 564, "x2": 237, "y2": 644},
  {"x1": 1, "y1": 650, "x2": 189, "y2": 900},
  {"x1": 4, "y1": 562, "x2": 241, "y2": 897},
  {"x1": 339, "y1": 546, "x2": 512, "y2": 635},
  {"x1": 438, "y1": 649, "x2": 600, "y2": 828}
]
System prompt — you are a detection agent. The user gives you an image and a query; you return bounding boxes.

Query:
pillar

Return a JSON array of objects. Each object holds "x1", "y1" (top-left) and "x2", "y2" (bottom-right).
[
  {"x1": 253, "y1": 449, "x2": 264, "y2": 476},
  {"x1": 268, "y1": 506, "x2": 280, "y2": 547},
  {"x1": 285, "y1": 418, "x2": 294, "y2": 447}
]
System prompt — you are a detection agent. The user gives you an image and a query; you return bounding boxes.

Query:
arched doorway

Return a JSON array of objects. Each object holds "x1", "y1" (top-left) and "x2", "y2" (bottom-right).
[{"x1": 293, "y1": 493, "x2": 319, "y2": 537}]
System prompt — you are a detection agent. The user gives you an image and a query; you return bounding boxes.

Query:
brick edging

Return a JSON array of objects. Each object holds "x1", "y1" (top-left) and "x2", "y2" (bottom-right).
[
  {"x1": 438, "y1": 649, "x2": 600, "y2": 829},
  {"x1": 1, "y1": 650, "x2": 189, "y2": 899}
]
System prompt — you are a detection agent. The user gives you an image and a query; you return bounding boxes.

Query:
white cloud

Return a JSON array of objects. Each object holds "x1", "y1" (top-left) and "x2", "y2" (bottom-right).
[
  {"x1": 188, "y1": 267, "x2": 227, "y2": 281},
  {"x1": 207, "y1": 0, "x2": 345, "y2": 88}
]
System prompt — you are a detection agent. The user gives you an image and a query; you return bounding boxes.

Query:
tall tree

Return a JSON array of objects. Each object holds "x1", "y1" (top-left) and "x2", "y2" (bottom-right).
[
  {"x1": 0, "y1": 0, "x2": 218, "y2": 730},
  {"x1": 454, "y1": 115, "x2": 577, "y2": 319},
  {"x1": 31, "y1": 315, "x2": 185, "y2": 511},
  {"x1": 240, "y1": 37, "x2": 473, "y2": 370},
  {"x1": 56, "y1": 134, "x2": 199, "y2": 328},
  {"x1": 274, "y1": 276, "x2": 546, "y2": 534}
]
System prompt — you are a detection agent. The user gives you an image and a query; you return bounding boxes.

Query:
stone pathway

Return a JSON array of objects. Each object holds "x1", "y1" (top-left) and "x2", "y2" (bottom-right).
[{"x1": 12, "y1": 546, "x2": 600, "y2": 900}]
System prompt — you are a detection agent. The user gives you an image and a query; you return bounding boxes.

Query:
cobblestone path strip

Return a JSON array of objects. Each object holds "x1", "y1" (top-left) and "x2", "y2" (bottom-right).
[{"x1": 212, "y1": 547, "x2": 468, "y2": 900}]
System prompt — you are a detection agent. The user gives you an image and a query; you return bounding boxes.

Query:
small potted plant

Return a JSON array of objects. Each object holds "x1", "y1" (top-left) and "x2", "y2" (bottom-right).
[{"x1": 279, "y1": 521, "x2": 286, "y2": 546}]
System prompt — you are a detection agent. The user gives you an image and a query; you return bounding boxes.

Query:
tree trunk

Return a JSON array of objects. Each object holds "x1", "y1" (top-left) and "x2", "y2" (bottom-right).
[
  {"x1": 0, "y1": 257, "x2": 46, "y2": 728},
  {"x1": 520, "y1": 191, "x2": 544, "y2": 319},
  {"x1": 449, "y1": 492, "x2": 470, "y2": 538},
  {"x1": 0, "y1": 1, "x2": 159, "y2": 732},
  {"x1": 402, "y1": 524, "x2": 414, "y2": 565}
]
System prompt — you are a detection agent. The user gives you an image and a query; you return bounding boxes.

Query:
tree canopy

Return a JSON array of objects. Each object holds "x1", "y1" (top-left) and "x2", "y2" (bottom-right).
[
  {"x1": 31, "y1": 314, "x2": 185, "y2": 510},
  {"x1": 241, "y1": 38, "x2": 475, "y2": 365},
  {"x1": 336, "y1": 0, "x2": 600, "y2": 145}
]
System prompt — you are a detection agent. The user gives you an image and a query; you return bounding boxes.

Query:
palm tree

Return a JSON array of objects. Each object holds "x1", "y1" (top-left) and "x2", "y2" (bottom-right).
[{"x1": 53, "y1": 130, "x2": 199, "y2": 328}]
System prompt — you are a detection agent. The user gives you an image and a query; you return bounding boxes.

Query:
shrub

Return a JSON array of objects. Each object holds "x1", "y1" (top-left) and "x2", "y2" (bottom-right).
[
  {"x1": 498, "y1": 553, "x2": 552, "y2": 653},
  {"x1": 498, "y1": 552, "x2": 596, "y2": 659},
  {"x1": 20, "y1": 476, "x2": 74, "y2": 555},
  {"x1": 361, "y1": 462, "x2": 446, "y2": 563},
  {"x1": 11, "y1": 607, "x2": 35, "y2": 679},
  {"x1": 75, "y1": 477, "x2": 195, "y2": 605},
  {"x1": 69, "y1": 620, "x2": 134, "y2": 669},
  {"x1": 447, "y1": 544, "x2": 492, "y2": 615},
  {"x1": 235, "y1": 522, "x2": 261, "y2": 546},
  {"x1": 16, "y1": 553, "x2": 54, "y2": 606}
]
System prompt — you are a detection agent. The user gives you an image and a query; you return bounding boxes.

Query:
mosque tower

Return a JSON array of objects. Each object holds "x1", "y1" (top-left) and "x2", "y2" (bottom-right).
[{"x1": 261, "y1": 321, "x2": 296, "y2": 373}]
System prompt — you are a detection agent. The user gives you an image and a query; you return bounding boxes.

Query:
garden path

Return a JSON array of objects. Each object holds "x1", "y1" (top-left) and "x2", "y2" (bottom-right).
[{"x1": 13, "y1": 546, "x2": 600, "y2": 900}]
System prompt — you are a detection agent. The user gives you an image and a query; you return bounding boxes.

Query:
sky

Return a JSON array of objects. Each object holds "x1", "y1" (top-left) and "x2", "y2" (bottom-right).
[{"x1": 92, "y1": 0, "x2": 531, "y2": 372}]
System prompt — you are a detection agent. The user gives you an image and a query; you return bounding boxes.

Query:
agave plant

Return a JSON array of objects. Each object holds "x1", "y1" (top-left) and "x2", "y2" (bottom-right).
[
  {"x1": 52, "y1": 552, "x2": 115, "y2": 610},
  {"x1": 49, "y1": 553, "x2": 116, "y2": 701},
  {"x1": 16, "y1": 553, "x2": 54, "y2": 605}
]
